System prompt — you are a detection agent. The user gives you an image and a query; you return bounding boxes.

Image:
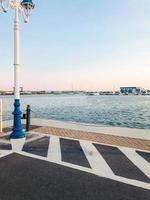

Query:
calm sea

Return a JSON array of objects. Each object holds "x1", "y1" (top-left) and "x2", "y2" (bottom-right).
[{"x1": 1, "y1": 94, "x2": 150, "y2": 129}]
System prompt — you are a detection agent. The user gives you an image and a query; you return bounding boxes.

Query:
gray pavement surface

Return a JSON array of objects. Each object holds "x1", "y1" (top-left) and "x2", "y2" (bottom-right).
[
  {"x1": 0, "y1": 132, "x2": 149, "y2": 199},
  {"x1": 0, "y1": 132, "x2": 39, "y2": 142},
  {"x1": 0, "y1": 153, "x2": 149, "y2": 200},
  {"x1": 22, "y1": 136, "x2": 50, "y2": 157},
  {"x1": 60, "y1": 138, "x2": 91, "y2": 168},
  {"x1": 0, "y1": 142, "x2": 11, "y2": 150}
]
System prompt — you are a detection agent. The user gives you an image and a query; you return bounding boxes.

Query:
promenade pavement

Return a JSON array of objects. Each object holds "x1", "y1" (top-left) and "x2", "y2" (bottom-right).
[{"x1": 0, "y1": 119, "x2": 149, "y2": 199}]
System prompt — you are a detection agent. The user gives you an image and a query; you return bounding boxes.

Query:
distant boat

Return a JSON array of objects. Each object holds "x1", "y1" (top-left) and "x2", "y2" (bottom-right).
[{"x1": 87, "y1": 92, "x2": 99, "y2": 96}]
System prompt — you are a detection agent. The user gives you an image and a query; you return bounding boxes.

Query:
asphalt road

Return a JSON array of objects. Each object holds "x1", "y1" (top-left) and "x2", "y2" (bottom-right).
[
  {"x1": 22, "y1": 136, "x2": 150, "y2": 183},
  {"x1": 0, "y1": 153, "x2": 149, "y2": 200}
]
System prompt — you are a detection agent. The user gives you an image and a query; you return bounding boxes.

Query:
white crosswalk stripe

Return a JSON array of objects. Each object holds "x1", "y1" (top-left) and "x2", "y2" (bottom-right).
[
  {"x1": 47, "y1": 135, "x2": 61, "y2": 162},
  {"x1": 0, "y1": 133, "x2": 150, "y2": 190},
  {"x1": 80, "y1": 140, "x2": 114, "y2": 177},
  {"x1": 119, "y1": 147, "x2": 150, "y2": 179}
]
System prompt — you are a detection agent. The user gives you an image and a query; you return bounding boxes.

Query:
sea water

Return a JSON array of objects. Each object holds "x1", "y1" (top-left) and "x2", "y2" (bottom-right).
[{"x1": 1, "y1": 94, "x2": 150, "y2": 129}]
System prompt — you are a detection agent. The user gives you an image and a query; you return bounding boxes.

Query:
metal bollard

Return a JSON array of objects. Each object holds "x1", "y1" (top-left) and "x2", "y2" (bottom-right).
[
  {"x1": 0, "y1": 100, "x2": 2, "y2": 133},
  {"x1": 26, "y1": 105, "x2": 31, "y2": 132}
]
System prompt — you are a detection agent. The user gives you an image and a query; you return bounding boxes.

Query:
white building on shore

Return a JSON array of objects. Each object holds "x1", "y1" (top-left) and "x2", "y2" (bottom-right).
[{"x1": 120, "y1": 87, "x2": 143, "y2": 95}]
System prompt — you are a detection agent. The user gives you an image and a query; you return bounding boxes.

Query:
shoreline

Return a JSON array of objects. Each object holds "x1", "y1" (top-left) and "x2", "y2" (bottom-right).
[{"x1": 3, "y1": 118, "x2": 150, "y2": 140}]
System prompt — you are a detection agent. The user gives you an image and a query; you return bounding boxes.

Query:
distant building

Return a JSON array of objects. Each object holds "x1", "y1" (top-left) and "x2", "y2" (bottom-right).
[
  {"x1": 99, "y1": 91, "x2": 120, "y2": 95},
  {"x1": 120, "y1": 87, "x2": 143, "y2": 95},
  {"x1": 141, "y1": 90, "x2": 150, "y2": 95},
  {"x1": 13, "y1": 87, "x2": 23, "y2": 93},
  {"x1": 99, "y1": 91, "x2": 114, "y2": 95},
  {"x1": 146, "y1": 90, "x2": 150, "y2": 95}
]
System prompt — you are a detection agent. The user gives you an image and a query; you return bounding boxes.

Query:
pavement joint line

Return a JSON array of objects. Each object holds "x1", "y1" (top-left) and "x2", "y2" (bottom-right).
[
  {"x1": 80, "y1": 140, "x2": 114, "y2": 177},
  {"x1": 47, "y1": 135, "x2": 61, "y2": 162},
  {"x1": 119, "y1": 147, "x2": 150, "y2": 179}
]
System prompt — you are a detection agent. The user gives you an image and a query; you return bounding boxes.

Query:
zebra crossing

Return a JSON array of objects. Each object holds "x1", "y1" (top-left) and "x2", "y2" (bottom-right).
[{"x1": 0, "y1": 131, "x2": 150, "y2": 190}]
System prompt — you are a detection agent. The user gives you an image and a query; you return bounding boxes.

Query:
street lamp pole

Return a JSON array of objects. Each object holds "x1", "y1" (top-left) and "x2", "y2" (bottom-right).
[
  {"x1": 0, "y1": 0, "x2": 35, "y2": 139},
  {"x1": 11, "y1": 0, "x2": 24, "y2": 139}
]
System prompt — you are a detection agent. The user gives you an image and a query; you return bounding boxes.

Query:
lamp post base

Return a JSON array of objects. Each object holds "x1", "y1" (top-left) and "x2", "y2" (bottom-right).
[
  {"x1": 11, "y1": 138, "x2": 25, "y2": 151},
  {"x1": 10, "y1": 99, "x2": 25, "y2": 139}
]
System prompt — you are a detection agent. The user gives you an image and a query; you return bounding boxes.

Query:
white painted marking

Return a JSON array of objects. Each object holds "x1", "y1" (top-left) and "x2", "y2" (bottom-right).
[
  {"x1": 80, "y1": 140, "x2": 114, "y2": 177},
  {"x1": 29, "y1": 131, "x2": 50, "y2": 138},
  {"x1": 11, "y1": 138, "x2": 25, "y2": 152},
  {"x1": 27, "y1": 131, "x2": 42, "y2": 136},
  {"x1": 0, "y1": 150, "x2": 11, "y2": 154},
  {"x1": 20, "y1": 151, "x2": 94, "y2": 174},
  {"x1": 3, "y1": 133, "x2": 149, "y2": 190},
  {"x1": 18, "y1": 150, "x2": 150, "y2": 190},
  {"x1": 0, "y1": 150, "x2": 13, "y2": 158},
  {"x1": 113, "y1": 175, "x2": 150, "y2": 190},
  {"x1": 119, "y1": 147, "x2": 150, "y2": 179},
  {"x1": 47, "y1": 136, "x2": 61, "y2": 162},
  {"x1": 30, "y1": 131, "x2": 150, "y2": 154},
  {"x1": 26, "y1": 135, "x2": 44, "y2": 143}
]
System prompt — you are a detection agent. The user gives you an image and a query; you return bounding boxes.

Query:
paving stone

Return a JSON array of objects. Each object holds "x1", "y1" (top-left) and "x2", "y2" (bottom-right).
[{"x1": 32, "y1": 126, "x2": 150, "y2": 151}]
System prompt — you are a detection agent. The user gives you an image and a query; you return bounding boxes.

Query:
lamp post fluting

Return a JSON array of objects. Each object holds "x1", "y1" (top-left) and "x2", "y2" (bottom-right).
[{"x1": 0, "y1": 0, "x2": 35, "y2": 139}]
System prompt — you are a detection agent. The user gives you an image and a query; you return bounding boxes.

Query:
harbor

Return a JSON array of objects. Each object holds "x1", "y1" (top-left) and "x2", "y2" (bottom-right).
[
  {"x1": 0, "y1": 0, "x2": 150, "y2": 199},
  {"x1": 1, "y1": 94, "x2": 150, "y2": 129},
  {"x1": 1, "y1": 86, "x2": 150, "y2": 96}
]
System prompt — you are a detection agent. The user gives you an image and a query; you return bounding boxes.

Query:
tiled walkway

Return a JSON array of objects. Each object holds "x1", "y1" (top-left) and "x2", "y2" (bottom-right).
[{"x1": 32, "y1": 126, "x2": 150, "y2": 151}]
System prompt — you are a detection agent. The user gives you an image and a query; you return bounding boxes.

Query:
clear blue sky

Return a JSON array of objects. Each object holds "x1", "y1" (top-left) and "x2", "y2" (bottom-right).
[{"x1": 0, "y1": 0, "x2": 150, "y2": 91}]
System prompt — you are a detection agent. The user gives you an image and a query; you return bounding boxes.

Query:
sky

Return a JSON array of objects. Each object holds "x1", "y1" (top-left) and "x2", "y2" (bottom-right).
[{"x1": 0, "y1": 0, "x2": 150, "y2": 91}]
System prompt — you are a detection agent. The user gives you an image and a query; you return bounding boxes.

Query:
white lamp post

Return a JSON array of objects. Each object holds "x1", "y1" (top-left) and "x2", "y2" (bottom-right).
[{"x1": 0, "y1": 0, "x2": 35, "y2": 139}]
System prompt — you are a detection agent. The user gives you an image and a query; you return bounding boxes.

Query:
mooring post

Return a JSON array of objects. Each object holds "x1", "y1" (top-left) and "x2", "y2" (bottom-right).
[
  {"x1": 26, "y1": 105, "x2": 31, "y2": 132},
  {"x1": 0, "y1": 99, "x2": 2, "y2": 133}
]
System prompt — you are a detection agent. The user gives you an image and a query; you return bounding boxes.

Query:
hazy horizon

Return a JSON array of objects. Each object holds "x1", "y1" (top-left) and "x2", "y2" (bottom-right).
[{"x1": 0, "y1": 0, "x2": 150, "y2": 91}]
